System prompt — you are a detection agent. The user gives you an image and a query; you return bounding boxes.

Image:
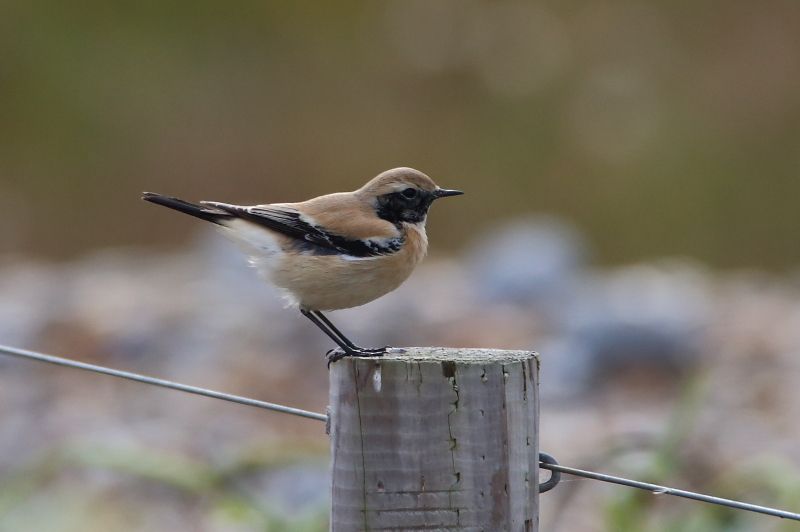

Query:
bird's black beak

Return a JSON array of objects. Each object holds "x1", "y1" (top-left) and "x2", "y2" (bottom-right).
[{"x1": 433, "y1": 188, "x2": 464, "y2": 199}]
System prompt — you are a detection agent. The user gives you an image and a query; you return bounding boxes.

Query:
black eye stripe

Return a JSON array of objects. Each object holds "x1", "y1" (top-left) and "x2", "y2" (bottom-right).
[{"x1": 376, "y1": 189, "x2": 434, "y2": 225}]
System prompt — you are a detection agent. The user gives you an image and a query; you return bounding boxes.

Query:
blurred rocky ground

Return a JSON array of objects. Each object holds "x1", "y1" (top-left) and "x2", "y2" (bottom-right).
[{"x1": 1, "y1": 217, "x2": 800, "y2": 531}]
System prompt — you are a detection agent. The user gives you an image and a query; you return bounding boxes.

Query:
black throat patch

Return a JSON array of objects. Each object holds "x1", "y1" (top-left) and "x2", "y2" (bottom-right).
[{"x1": 376, "y1": 190, "x2": 434, "y2": 226}]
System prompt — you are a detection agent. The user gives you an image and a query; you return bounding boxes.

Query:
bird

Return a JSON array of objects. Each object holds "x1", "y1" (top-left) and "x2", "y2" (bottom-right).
[{"x1": 142, "y1": 167, "x2": 463, "y2": 364}]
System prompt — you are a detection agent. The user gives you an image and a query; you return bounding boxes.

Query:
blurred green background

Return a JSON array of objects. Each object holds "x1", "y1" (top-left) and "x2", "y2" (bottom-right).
[
  {"x1": 3, "y1": 2, "x2": 800, "y2": 532},
  {"x1": 2, "y1": 0, "x2": 799, "y2": 267}
]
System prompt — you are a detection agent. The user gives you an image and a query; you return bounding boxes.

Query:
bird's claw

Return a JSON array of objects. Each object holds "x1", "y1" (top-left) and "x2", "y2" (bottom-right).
[
  {"x1": 326, "y1": 348, "x2": 345, "y2": 368},
  {"x1": 360, "y1": 345, "x2": 391, "y2": 355},
  {"x1": 326, "y1": 346, "x2": 391, "y2": 368}
]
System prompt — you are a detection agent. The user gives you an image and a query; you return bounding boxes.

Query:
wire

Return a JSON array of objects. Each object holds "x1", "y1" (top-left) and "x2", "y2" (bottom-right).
[
  {"x1": 1, "y1": 343, "x2": 799, "y2": 522},
  {"x1": 538, "y1": 461, "x2": 800, "y2": 521},
  {"x1": 0, "y1": 344, "x2": 326, "y2": 422}
]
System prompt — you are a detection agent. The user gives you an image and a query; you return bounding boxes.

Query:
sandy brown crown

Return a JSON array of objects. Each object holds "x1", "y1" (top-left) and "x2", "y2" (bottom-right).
[{"x1": 357, "y1": 167, "x2": 438, "y2": 197}]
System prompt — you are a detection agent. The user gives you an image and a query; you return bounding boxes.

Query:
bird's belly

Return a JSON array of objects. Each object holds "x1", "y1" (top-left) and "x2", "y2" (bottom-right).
[
  {"x1": 272, "y1": 253, "x2": 418, "y2": 310},
  {"x1": 223, "y1": 219, "x2": 428, "y2": 310}
]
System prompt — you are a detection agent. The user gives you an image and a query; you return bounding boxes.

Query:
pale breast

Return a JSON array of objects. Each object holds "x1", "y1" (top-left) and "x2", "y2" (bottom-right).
[{"x1": 272, "y1": 222, "x2": 428, "y2": 310}]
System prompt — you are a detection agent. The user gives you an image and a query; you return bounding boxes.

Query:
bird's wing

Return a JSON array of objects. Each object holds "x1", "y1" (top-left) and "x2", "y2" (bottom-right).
[{"x1": 201, "y1": 202, "x2": 402, "y2": 257}]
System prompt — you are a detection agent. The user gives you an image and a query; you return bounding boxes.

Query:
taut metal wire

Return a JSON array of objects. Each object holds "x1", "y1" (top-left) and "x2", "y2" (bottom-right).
[
  {"x1": 0, "y1": 344, "x2": 326, "y2": 422},
  {"x1": 1, "y1": 343, "x2": 799, "y2": 522},
  {"x1": 537, "y1": 460, "x2": 800, "y2": 521}
]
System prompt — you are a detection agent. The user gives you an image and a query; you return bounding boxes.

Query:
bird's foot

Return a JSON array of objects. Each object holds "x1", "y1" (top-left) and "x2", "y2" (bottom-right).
[
  {"x1": 360, "y1": 345, "x2": 392, "y2": 355},
  {"x1": 326, "y1": 346, "x2": 391, "y2": 367}
]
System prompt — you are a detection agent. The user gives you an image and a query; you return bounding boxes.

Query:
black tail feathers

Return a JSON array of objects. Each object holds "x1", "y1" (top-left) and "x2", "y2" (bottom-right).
[{"x1": 141, "y1": 192, "x2": 230, "y2": 225}]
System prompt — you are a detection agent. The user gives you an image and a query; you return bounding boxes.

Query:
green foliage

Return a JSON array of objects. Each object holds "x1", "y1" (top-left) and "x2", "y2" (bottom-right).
[
  {"x1": 602, "y1": 374, "x2": 800, "y2": 532},
  {"x1": 2, "y1": 2, "x2": 799, "y2": 268},
  {"x1": 0, "y1": 443, "x2": 329, "y2": 531}
]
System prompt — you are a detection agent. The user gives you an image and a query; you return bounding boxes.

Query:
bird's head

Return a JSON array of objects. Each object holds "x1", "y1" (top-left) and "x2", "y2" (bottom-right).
[{"x1": 358, "y1": 167, "x2": 463, "y2": 226}]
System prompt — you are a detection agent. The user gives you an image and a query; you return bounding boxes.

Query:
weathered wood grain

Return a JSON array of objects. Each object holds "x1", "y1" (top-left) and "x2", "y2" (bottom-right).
[{"x1": 329, "y1": 348, "x2": 539, "y2": 532}]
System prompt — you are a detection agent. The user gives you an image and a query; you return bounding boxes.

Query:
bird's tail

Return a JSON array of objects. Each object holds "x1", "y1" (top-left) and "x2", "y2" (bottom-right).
[{"x1": 141, "y1": 192, "x2": 231, "y2": 225}]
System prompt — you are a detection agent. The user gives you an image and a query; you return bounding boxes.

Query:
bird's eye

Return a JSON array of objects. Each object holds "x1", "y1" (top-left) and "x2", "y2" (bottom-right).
[{"x1": 401, "y1": 187, "x2": 418, "y2": 199}]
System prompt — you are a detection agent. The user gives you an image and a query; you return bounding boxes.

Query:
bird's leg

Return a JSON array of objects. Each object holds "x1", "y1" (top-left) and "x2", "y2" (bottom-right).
[
  {"x1": 308, "y1": 310, "x2": 358, "y2": 349},
  {"x1": 300, "y1": 309, "x2": 350, "y2": 349},
  {"x1": 300, "y1": 310, "x2": 387, "y2": 364},
  {"x1": 311, "y1": 311, "x2": 388, "y2": 354}
]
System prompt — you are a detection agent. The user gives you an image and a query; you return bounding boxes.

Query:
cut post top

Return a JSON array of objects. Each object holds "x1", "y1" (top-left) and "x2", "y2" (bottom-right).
[
  {"x1": 328, "y1": 345, "x2": 541, "y2": 530},
  {"x1": 330, "y1": 347, "x2": 538, "y2": 364}
]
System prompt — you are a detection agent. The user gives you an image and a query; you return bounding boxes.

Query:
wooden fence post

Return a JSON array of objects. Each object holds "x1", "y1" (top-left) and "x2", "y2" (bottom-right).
[{"x1": 328, "y1": 348, "x2": 539, "y2": 531}]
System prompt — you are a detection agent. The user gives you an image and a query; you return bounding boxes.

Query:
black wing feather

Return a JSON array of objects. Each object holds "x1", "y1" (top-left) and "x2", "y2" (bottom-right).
[
  {"x1": 142, "y1": 192, "x2": 232, "y2": 225},
  {"x1": 210, "y1": 204, "x2": 402, "y2": 257}
]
